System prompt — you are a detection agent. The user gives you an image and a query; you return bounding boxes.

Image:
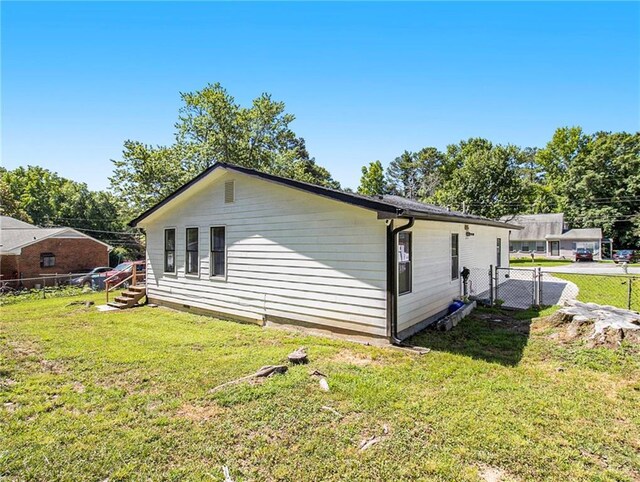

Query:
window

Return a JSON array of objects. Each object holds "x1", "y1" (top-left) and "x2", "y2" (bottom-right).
[
  {"x1": 496, "y1": 238, "x2": 502, "y2": 267},
  {"x1": 521, "y1": 242, "x2": 530, "y2": 252},
  {"x1": 451, "y1": 233, "x2": 459, "y2": 280},
  {"x1": 210, "y1": 226, "x2": 226, "y2": 277},
  {"x1": 536, "y1": 241, "x2": 545, "y2": 253},
  {"x1": 185, "y1": 228, "x2": 199, "y2": 275},
  {"x1": 398, "y1": 232, "x2": 412, "y2": 294},
  {"x1": 40, "y1": 253, "x2": 55, "y2": 268},
  {"x1": 164, "y1": 228, "x2": 176, "y2": 273}
]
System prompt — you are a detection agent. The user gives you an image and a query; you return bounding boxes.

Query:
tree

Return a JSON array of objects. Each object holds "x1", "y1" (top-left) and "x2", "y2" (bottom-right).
[
  {"x1": 562, "y1": 131, "x2": 640, "y2": 247},
  {"x1": 111, "y1": 83, "x2": 338, "y2": 215},
  {"x1": 432, "y1": 139, "x2": 529, "y2": 219},
  {"x1": 0, "y1": 166, "x2": 135, "y2": 252},
  {"x1": 358, "y1": 161, "x2": 386, "y2": 196},
  {"x1": 386, "y1": 147, "x2": 444, "y2": 200}
]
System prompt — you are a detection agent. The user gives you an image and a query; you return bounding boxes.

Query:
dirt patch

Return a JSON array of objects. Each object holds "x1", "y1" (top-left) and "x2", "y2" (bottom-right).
[
  {"x1": 40, "y1": 359, "x2": 65, "y2": 374},
  {"x1": 475, "y1": 313, "x2": 530, "y2": 335},
  {"x1": 477, "y1": 464, "x2": 516, "y2": 482},
  {"x1": 329, "y1": 350, "x2": 378, "y2": 367},
  {"x1": 175, "y1": 402, "x2": 226, "y2": 422},
  {"x1": 9, "y1": 340, "x2": 40, "y2": 359}
]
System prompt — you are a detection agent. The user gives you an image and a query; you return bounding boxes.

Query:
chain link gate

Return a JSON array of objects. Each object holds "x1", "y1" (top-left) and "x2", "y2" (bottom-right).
[{"x1": 487, "y1": 266, "x2": 640, "y2": 311}]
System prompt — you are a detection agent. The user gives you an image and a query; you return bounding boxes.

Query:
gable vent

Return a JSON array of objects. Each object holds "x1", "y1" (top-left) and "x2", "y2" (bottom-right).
[{"x1": 224, "y1": 180, "x2": 235, "y2": 204}]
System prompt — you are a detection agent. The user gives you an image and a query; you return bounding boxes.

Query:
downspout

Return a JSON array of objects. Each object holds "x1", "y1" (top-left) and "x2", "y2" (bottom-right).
[{"x1": 386, "y1": 217, "x2": 415, "y2": 345}]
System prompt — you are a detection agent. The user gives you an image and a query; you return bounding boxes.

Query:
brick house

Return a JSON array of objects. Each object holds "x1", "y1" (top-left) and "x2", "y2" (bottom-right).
[{"x1": 0, "y1": 216, "x2": 111, "y2": 288}]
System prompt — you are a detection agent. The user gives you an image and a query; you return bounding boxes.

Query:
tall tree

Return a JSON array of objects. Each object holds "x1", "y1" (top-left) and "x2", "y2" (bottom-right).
[
  {"x1": 562, "y1": 131, "x2": 640, "y2": 247},
  {"x1": 110, "y1": 83, "x2": 338, "y2": 214},
  {"x1": 358, "y1": 160, "x2": 386, "y2": 196},
  {"x1": 386, "y1": 147, "x2": 444, "y2": 200},
  {"x1": 432, "y1": 139, "x2": 528, "y2": 218}
]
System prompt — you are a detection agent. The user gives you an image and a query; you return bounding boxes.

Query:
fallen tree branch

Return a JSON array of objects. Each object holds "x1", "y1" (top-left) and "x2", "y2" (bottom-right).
[{"x1": 209, "y1": 365, "x2": 288, "y2": 393}]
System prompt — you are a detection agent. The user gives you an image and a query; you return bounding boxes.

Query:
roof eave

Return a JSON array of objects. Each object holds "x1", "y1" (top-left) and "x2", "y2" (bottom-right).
[{"x1": 402, "y1": 210, "x2": 522, "y2": 229}]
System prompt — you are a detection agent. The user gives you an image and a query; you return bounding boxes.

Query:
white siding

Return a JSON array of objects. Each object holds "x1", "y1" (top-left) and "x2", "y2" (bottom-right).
[
  {"x1": 397, "y1": 220, "x2": 511, "y2": 333},
  {"x1": 140, "y1": 171, "x2": 388, "y2": 337}
]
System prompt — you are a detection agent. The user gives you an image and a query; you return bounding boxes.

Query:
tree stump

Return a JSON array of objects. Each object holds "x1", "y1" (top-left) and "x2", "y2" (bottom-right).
[{"x1": 287, "y1": 347, "x2": 308, "y2": 364}]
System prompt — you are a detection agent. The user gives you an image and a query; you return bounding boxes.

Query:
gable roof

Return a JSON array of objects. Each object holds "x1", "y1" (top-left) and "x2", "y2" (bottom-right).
[
  {"x1": 1, "y1": 216, "x2": 36, "y2": 229},
  {"x1": 547, "y1": 228, "x2": 603, "y2": 240},
  {"x1": 499, "y1": 213, "x2": 564, "y2": 240},
  {"x1": 0, "y1": 216, "x2": 112, "y2": 255},
  {"x1": 129, "y1": 162, "x2": 521, "y2": 230}
]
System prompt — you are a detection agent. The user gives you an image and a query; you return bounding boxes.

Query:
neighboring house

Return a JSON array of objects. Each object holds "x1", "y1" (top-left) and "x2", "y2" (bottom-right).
[
  {"x1": 500, "y1": 213, "x2": 611, "y2": 260},
  {"x1": 0, "y1": 216, "x2": 112, "y2": 288},
  {"x1": 129, "y1": 163, "x2": 520, "y2": 342}
]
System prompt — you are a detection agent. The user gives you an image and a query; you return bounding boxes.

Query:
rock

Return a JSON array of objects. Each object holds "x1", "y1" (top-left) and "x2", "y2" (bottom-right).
[{"x1": 319, "y1": 378, "x2": 330, "y2": 392}]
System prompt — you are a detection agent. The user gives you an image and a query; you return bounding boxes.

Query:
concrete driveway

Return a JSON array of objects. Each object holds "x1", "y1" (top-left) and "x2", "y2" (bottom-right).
[{"x1": 494, "y1": 268, "x2": 578, "y2": 309}]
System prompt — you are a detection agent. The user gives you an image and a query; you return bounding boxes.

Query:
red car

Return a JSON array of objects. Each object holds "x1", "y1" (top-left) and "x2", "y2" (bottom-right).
[
  {"x1": 575, "y1": 248, "x2": 593, "y2": 262},
  {"x1": 102, "y1": 261, "x2": 146, "y2": 287},
  {"x1": 613, "y1": 250, "x2": 636, "y2": 264}
]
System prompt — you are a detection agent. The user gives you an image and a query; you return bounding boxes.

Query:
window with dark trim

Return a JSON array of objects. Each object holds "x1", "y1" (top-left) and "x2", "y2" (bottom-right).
[
  {"x1": 496, "y1": 238, "x2": 502, "y2": 267},
  {"x1": 40, "y1": 252, "x2": 55, "y2": 268},
  {"x1": 451, "y1": 234, "x2": 459, "y2": 280},
  {"x1": 398, "y1": 232, "x2": 412, "y2": 295},
  {"x1": 164, "y1": 228, "x2": 176, "y2": 273},
  {"x1": 210, "y1": 226, "x2": 226, "y2": 277},
  {"x1": 186, "y1": 228, "x2": 199, "y2": 275}
]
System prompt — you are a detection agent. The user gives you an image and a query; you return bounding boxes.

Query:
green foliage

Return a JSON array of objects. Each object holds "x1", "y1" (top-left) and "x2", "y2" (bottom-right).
[
  {"x1": 561, "y1": 131, "x2": 640, "y2": 247},
  {"x1": 0, "y1": 166, "x2": 142, "y2": 258},
  {"x1": 432, "y1": 139, "x2": 529, "y2": 218},
  {"x1": 110, "y1": 83, "x2": 339, "y2": 216},
  {"x1": 357, "y1": 160, "x2": 386, "y2": 195},
  {"x1": 361, "y1": 127, "x2": 638, "y2": 247},
  {"x1": 386, "y1": 147, "x2": 444, "y2": 200}
]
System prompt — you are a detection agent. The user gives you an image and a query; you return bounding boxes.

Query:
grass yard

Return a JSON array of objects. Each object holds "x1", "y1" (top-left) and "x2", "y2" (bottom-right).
[
  {"x1": 510, "y1": 258, "x2": 572, "y2": 268},
  {"x1": 553, "y1": 273, "x2": 640, "y2": 312},
  {"x1": 1, "y1": 294, "x2": 639, "y2": 481}
]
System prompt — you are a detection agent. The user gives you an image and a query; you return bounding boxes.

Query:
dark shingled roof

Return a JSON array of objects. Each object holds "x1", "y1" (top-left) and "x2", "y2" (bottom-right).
[{"x1": 129, "y1": 162, "x2": 521, "y2": 230}]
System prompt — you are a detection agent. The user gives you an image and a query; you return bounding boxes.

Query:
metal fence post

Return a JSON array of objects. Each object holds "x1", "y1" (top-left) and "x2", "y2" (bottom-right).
[
  {"x1": 537, "y1": 267, "x2": 542, "y2": 307},
  {"x1": 42, "y1": 277, "x2": 46, "y2": 299},
  {"x1": 489, "y1": 264, "x2": 494, "y2": 306},
  {"x1": 628, "y1": 277, "x2": 633, "y2": 311}
]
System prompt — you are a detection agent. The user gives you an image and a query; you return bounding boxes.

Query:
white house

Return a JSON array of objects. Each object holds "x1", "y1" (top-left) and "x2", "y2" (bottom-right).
[{"x1": 130, "y1": 163, "x2": 519, "y2": 342}]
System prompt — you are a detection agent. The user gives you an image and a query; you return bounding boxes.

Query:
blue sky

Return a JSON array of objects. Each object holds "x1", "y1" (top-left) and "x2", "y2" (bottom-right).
[{"x1": 2, "y1": 1, "x2": 639, "y2": 191}]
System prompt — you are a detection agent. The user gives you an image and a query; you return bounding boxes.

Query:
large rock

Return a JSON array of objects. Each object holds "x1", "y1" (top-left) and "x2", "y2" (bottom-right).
[{"x1": 547, "y1": 300, "x2": 640, "y2": 348}]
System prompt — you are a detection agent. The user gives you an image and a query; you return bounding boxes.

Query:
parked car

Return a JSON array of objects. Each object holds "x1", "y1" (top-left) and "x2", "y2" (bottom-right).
[
  {"x1": 575, "y1": 248, "x2": 593, "y2": 262},
  {"x1": 100, "y1": 261, "x2": 146, "y2": 288},
  {"x1": 69, "y1": 266, "x2": 112, "y2": 287},
  {"x1": 613, "y1": 249, "x2": 637, "y2": 264}
]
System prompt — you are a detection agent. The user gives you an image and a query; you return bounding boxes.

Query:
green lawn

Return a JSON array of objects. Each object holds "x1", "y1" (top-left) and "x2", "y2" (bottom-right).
[
  {"x1": 1, "y1": 294, "x2": 639, "y2": 481},
  {"x1": 553, "y1": 273, "x2": 640, "y2": 311},
  {"x1": 510, "y1": 257, "x2": 572, "y2": 268}
]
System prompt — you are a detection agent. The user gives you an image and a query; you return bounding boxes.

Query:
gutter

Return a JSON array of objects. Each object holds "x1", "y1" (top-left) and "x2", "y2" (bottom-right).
[{"x1": 386, "y1": 216, "x2": 415, "y2": 345}]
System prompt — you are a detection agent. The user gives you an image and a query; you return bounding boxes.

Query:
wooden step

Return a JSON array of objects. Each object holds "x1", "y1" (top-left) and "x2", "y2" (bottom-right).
[
  {"x1": 128, "y1": 286, "x2": 146, "y2": 293},
  {"x1": 114, "y1": 296, "x2": 135, "y2": 304},
  {"x1": 121, "y1": 291, "x2": 137, "y2": 298},
  {"x1": 107, "y1": 301, "x2": 128, "y2": 309}
]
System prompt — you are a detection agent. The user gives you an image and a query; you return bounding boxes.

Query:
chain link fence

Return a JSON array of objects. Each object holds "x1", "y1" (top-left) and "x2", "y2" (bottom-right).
[{"x1": 478, "y1": 266, "x2": 640, "y2": 312}]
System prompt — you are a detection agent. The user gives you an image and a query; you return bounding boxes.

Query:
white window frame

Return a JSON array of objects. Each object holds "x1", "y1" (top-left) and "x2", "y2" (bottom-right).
[
  {"x1": 209, "y1": 225, "x2": 227, "y2": 280},
  {"x1": 397, "y1": 231, "x2": 412, "y2": 296},
  {"x1": 451, "y1": 232, "x2": 460, "y2": 281},
  {"x1": 185, "y1": 226, "x2": 200, "y2": 277},
  {"x1": 163, "y1": 227, "x2": 177, "y2": 274}
]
